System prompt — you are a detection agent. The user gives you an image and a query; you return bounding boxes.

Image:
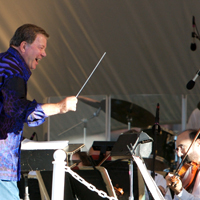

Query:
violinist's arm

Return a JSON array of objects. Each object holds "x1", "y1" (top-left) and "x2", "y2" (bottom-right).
[{"x1": 165, "y1": 173, "x2": 200, "y2": 200}]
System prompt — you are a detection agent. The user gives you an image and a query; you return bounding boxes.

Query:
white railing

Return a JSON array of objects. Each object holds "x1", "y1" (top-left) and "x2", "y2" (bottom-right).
[
  {"x1": 51, "y1": 149, "x2": 66, "y2": 200},
  {"x1": 51, "y1": 149, "x2": 118, "y2": 200}
]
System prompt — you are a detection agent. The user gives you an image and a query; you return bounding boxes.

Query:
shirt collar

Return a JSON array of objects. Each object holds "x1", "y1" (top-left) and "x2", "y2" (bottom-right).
[{"x1": 7, "y1": 47, "x2": 32, "y2": 81}]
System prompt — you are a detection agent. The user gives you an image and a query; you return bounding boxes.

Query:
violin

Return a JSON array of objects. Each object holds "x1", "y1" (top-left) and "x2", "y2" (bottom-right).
[
  {"x1": 171, "y1": 161, "x2": 199, "y2": 191},
  {"x1": 114, "y1": 184, "x2": 124, "y2": 196}
]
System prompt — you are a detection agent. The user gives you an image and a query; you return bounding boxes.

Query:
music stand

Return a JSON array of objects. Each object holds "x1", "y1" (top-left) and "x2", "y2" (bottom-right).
[{"x1": 111, "y1": 131, "x2": 153, "y2": 200}]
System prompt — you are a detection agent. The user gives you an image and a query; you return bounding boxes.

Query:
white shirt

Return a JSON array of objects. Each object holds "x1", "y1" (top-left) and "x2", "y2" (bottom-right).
[
  {"x1": 175, "y1": 170, "x2": 200, "y2": 200},
  {"x1": 187, "y1": 108, "x2": 200, "y2": 130},
  {"x1": 145, "y1": 171, "x2": 172, "y2": 200},
  {"x1": 145, "y1": 169, "x2": 200, "y2": 200}
]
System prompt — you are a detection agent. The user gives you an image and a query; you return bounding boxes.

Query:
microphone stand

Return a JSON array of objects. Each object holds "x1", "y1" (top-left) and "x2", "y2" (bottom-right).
[
  {"x1": 152, "y1": 104, "x2": 160, "y2": 178},
  {"x1": 148, "y1": 103, "x2": 160, "y2": 200},
  {"x1": 191, "y1": 16, "x2": 200, "y2": 51}
]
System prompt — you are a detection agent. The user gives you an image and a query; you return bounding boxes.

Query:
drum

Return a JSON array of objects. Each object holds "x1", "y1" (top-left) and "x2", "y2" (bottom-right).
[
  {"x1": 142, "y1": 127, "x2": 175, "y2": 171},
  {"x1": 144, "y1": 156, "x2": 169, "y2": 172}
]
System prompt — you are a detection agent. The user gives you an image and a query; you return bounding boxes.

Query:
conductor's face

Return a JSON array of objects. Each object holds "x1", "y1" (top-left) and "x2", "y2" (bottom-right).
[{"x1": 21, "y1": 33, "x2": 47, "y2": 70}]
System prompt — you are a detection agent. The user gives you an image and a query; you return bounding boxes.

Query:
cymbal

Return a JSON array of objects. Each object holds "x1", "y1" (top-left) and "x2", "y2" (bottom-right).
[
  {"x1": 103, "y1": 99, "x2": 155, "y2": 127},
  {"x1": 78, "y1": 96, "x2": 101, "y2": 109},
  {"x1": 78, "y1": 96, "x2": 155, "y2": 127}
]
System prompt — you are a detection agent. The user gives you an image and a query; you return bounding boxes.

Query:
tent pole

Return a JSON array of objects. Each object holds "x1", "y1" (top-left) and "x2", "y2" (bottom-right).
[
  {"x1": 181, "y1": 95, "x2": 187, "y2": 131},
  {"x1": 105, "y1": 95, "x2": 111, "y2": 141}
]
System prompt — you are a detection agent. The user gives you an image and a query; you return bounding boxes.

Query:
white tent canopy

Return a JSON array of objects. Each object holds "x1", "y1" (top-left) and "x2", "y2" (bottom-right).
[{"x1": 1, "y1": 1, "x2": 200, "y2": 141}]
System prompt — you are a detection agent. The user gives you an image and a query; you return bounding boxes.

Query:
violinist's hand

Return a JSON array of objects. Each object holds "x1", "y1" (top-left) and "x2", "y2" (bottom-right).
[{"x1": 165, "y1": 173, "x2": 183, "y2": 195}]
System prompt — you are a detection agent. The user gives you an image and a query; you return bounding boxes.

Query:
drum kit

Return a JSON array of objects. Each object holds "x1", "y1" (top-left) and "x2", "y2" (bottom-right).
[{"x1": 78, "y1": 96, "x2": 177, "y2": 172}]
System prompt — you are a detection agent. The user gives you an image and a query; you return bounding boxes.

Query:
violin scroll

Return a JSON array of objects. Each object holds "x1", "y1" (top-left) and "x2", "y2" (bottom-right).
[{"x1": 114, "y1": 184, "x2": 124, "y2": 196}]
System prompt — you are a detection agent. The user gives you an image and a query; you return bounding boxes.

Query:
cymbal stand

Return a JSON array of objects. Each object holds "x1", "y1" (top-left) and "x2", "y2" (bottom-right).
[
  {"x1": 58, "y1": 108, "x2": 101, "y2": 145},
  {"x1": 126, "y1": 114, "x2": 134, "y2": 199},
  {"x1": 126, "y1": 115, "x2": 132, "y2": 130},
  {"x1": 126, "y1": 115, "x2": 134, "y2": 200}
]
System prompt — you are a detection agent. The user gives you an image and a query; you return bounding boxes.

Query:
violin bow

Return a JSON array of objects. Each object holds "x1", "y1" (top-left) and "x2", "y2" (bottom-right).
[{"x1": 174, "y1": 128, "x2": 200, "y2": 175}]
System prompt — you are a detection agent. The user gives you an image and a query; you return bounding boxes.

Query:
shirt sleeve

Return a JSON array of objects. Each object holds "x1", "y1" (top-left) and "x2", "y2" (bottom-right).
[
  {"x1": 1, "y1": 75, "x2": 34, "y2": 117},
  {"x1": 1, "y1": 75, "x2": 46, "y2": 126},
  {"x1": 175, "y1": 189, "x2": 200, "y2": 200},
  {"x1": 186, "y1": 108, "x2": 200, "y2": 130},
  {"x1": 27, "y1": 103, "x2": 47, "y2": 127}
]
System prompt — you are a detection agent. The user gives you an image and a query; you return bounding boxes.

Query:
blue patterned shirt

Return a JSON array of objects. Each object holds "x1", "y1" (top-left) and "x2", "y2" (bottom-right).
[{"x1": 0, "y1": 47, "x2": 47, "y2": 181}]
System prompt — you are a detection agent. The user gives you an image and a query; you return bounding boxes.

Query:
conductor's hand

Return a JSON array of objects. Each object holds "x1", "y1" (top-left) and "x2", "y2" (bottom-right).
[
  {"x1": 58, "y1": 96, "x2": 78, "y2": 113},
  {"x1": 165, "y1": 173, "x2": 183, "y2": 195}
]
